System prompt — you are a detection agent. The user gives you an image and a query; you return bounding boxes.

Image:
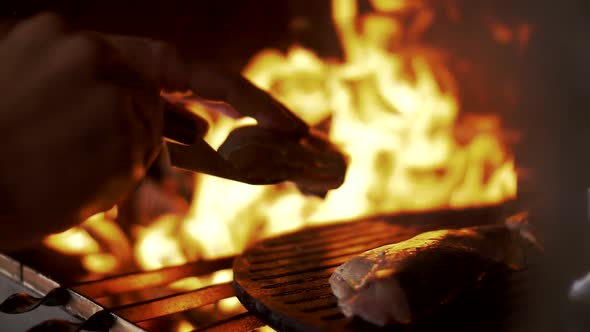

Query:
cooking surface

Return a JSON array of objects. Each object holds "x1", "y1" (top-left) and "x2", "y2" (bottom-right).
[{"x1": 233, "y1": 203, "x2": 532, "y2": 332}]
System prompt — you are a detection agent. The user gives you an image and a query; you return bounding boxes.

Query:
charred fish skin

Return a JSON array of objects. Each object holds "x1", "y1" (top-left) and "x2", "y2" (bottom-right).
[
  {"x1": 217, "y1": 125, "x2": 348, "y2": 196},
  {"x1": 330, "y1": 224, "x2": 534, "y2": 327}
]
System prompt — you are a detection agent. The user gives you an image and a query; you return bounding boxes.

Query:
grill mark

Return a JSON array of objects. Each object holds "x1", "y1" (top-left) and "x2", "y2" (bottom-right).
[
  {"x1": 249, "y1": 264, "x2": 340, "y2": 281},
  {"x1": 275, "y1": 288, "x2": 334, "y2": 305},
  {"x1": 247, "y1": 228, "x2": 406, "y2": 259},
  {"x1": 269, "y1": 283, "x2": 331, "y2": 297},
  {"x1": 247, "y1": 254, "x2": 356, "y2": 280},
  {"x1": 247, "y1": 234, "x2": 397, "y2": 264},
  {"x1": 261, "y1": 222, "x2": 371, "y2": 247},
  {"x1": 301, "y1": 302, "x2": 338, "y2": 313},
  {"x1": 248, "y1": 254, "x2": 349, "y2": 274},
  {"x1": 261, "y1": 227, "x2": 356, "y2": 250},
  {"x1": 285, "y1": 296, "x2": 341, "y2": 312},
  {"x1": 260, "y1": 274, "x2": 332, "y2": 289},
  {"x1": 248, "y1": 226, "x2": 399, "y2": 257},
  {"x1": 247, "y1": 236, "x2": 397, "y2": 270},
  {"x1": 283, "y1": 292, "x2": 334, "y2": 305},
  {"x1": 262, "y1": 228, "x2": 365, "y2": 248},
  {"x1": 261, "y1": 277, "x2": 328, "y2": 294}
]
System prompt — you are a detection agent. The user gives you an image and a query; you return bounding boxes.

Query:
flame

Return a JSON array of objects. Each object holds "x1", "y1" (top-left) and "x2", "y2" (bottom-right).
[
  {"x1": 175, "y1": 320, "x2": 195, "y2": 332},
  {"x1": 43, "y1": 209, "x2": 117, "y2": 256},
  {"x1": 43, "y1": 1, "x2": 518, "y2": 324},
  {"x1": 180, "y1": 0, "x2": 517, "y2": 258},
  {"x1": 211, "y1": 270, "x2": 242, "y2": 311},
  {"x1": 44, "y1": 207, "x2": 133, "y2": 275},
  {"x1": 135, "y1": 215, "x2": 187, "y2": 270},
  {"x1": 44, "y1": 227, "x2": 100, "y2": 256}
]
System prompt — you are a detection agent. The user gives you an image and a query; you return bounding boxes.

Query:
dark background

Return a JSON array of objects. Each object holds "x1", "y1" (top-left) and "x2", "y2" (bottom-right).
[
  {"x1": 2, "y1": 1, "x2": 590, "y2": 331},
  {"x1": 0, "y1": 0, "x2": 549, "y2": 126},
  {"x1": 0, "y1": 0, "x2": 297, "y2": 69}
]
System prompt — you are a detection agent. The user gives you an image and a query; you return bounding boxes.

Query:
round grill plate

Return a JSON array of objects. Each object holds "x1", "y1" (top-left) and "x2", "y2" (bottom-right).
[{"x1": 233, "y1": 205, "x2": 529, "y2": 332}]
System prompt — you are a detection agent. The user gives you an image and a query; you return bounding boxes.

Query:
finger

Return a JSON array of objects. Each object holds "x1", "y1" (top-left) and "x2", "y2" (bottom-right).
[
  {"x1": 93, "y1": 36, "x2": 167, "y2": 166},
  {"x1": 130, "y1": 95, "x2": 164, "y2": 169},
  {"x1": 92, "y1": 35, "x2": 161, "y2": 96},
  {"x1": 80, "y1": 85, "x2": 151, "y2": 209},
  {"x1": 39, "y1": 31, "x2": 154, "y2": 96},
  {"x1": 0, "y1": 18, "x2": 19, "y2": 39},
  {"x1": 100, "y1": 36, "x2": 309, "y2": 136},
  {"x1": 12, "y1": 83, "x2": 134, "y2": 226},
  {"x1": 100, "y1": 35, "x2": 167, "y2": 88},
  {"x1": 91, "y1": 36, "x2": 166, "y2": 170},
  {"x1": 163, "y1": 100, "x2": 210, "y2": 144},
  {"x1": 182, "y1": 64, "x2": 309, "y2": 136},
  {"x1": 63, "y1": 33, "x2": 166, "y2": 171},
  {"x1": 2, "y1": 13, "x2": 69, "y2": 56}
]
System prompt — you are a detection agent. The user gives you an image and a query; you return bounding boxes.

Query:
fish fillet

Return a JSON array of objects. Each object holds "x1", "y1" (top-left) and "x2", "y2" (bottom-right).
[{"x1": 329, "y1": 213, "x2": 538, "y2": 326}]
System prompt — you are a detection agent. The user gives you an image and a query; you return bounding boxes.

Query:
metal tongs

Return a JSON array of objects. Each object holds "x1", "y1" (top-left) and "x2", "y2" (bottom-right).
[
  {"x1": 161, "y1": 101, "x2": 348, "y2": 196},
  {"x1": 162, "y1": 102, "x2": 254, "y2": 183},
  {"x1": 162, "y1": 101, "x2": 312, "y2": 185}
]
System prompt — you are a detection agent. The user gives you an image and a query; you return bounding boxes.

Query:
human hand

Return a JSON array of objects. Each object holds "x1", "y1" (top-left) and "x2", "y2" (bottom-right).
[
  {"x1": 0, "y1": 14, "x2": 163, "y2": 249},
  {"x1": 0, "y1": 12, "x2": 341, "y2": 250}
]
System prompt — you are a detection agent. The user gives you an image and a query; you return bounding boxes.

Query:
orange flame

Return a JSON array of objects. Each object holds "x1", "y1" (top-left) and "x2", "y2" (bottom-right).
[
  {"x1": 44, "y1": 227, "x2": 99, "y2": 256},
  {"x1": 179, "y1": 0, "x2": 517, "y2": 259},
  {"x1": 175, "y1": 320, "x2": 195, "y2": 332}
]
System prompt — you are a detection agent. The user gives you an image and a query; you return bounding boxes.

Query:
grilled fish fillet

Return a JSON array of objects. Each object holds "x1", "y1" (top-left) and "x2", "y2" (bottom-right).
[
  {"x1": 329, "y1": 213, "x2": 539, "y2": 326},
  {"x1": 218, "y1": 125, "x2": 348, "y2": 197}
]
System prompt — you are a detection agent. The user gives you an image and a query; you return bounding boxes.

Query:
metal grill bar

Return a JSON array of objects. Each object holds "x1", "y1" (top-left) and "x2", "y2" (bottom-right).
[
  {"x1": 112, "y1": 282, "x2": 235, "y2": 323},
  {"x1": 72, "y1": 256, "x2": 234, "y2": 298},
  {"x1": 197, "y1": 313, "x2": 266, "y2": 332}
]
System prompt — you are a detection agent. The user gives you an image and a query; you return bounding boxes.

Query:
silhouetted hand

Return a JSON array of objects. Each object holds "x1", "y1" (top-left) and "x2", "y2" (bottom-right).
[
  {"x1": 0, "y1": 13, "x2": 166, "y2": 249},
  {"x1": 0, "y1": 13, "x2": 310, "y2": 250}
]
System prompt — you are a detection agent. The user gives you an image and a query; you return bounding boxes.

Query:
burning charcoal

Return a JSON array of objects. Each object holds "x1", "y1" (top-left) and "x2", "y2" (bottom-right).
[
  {"x1": 329, "y1": 213, "x2": 540, "y2": 326},
  {"x1": 218, "y1": 125, "x2": 348, "y2": 197}
]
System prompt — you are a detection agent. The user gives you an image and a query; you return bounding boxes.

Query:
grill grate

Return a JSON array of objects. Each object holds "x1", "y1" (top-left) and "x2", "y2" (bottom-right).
[
  {"x1": 0, "y1": 203, "x2": 528, "y2": 331},
  {"x1": 0, "y1": 254, "x2": 250, "y2": 331},
  {"x1": 234, "y1": 203, "x2": 531, "y2": 332}
]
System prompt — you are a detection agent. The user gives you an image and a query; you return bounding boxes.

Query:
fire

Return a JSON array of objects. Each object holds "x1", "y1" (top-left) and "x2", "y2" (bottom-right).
[
  {"x1": 179, "y1": 0, "x2": 517, "y2": 252},
  {"x1": 44, "y1": 0, "x2": 518, "y2": 325},
  {"x1": 44, "y1": 227, "x2": 99, "y2": 256},
  {"x1": 134, "y1": 215, "x2": 187, "y2": 270},
  {"x1": 43, "y1": 207, "x2": 132, "y2": 276},
  {"x1": 175, "y1": 320, "x2": 195, "y2": 332}
]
